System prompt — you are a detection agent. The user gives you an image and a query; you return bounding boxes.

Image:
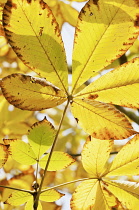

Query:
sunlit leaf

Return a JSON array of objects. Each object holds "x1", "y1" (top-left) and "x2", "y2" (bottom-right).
[
  {"x1": 28, "y1": 118, "x2": 56, "y2": 158},
  {"x1": 106, "y1": 134, "x2": 139, "y2": 176},
  {"x1": 1, "y1": 175, "x2": 33, "y2": 202},
  {"x1": 105, "y1": 180, "x2": 139, "y2": 210},
  {"x1": 40, "y1": 189, "x2": 64, "y2": 202},
  {"x1": 0, "y1": 143, "x2": 8, "y2": 168},
  {"x1": 40, "y1": 151, "x2": 75, "y2": 171},
  {"x1": 82, "y1": 137, "x2": 112, "y2": 177},
  {"x1": 71, "y1": 98, "x2": 136, "y2": 139},
  {"x1": 76, "y1": 57, "x2": 139, "y2": 108},
  {"x1": 58, "y1": 1, "x2": 78, "y2": 27},
  {"x1": 5, "y1": 191, "x2": 32, "y2": 206},
  {"x1": 3, "y1": 0, "x2": 68, "y2": 91},
  {"x1": 70, "y1": 179, "x2": 98, "y2": 209},
  {"x1": 95, "y1": 183, "x2": 123, "y2": 210},
  {"x1": 0, "y1": 74, "x2": 67, "y2": 111},
  {"x1": 25, "y1": 198, "x2": 42, "y2": 210},
  {"x1": 72, "y1": 0, "x2": 139, "y2": 92},
  {"x1": 44, "y1": 0, "x2": 78, "y2": 29},
  {"x1": 5, "y1": 139, "x2": 37, "y2": 165}
]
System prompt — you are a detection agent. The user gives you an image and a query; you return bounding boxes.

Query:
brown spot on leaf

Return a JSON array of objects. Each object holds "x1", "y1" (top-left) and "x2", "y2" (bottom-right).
[
  {"x1": 12, "y1": 3, "x2": 17, "y2": 9},
  {"x1": 27, "y1": 0, "x2": 32, "y2": 3},
  {"x1": 40, "y1": 0, "x2": 47, "y2": 10},
  {"x1": 75, "y1": 118, "x2": 79, "y2": 123},
  {"x1": 39, "y1": 26, "x2": 44, "y2": 36},
  {"x1": 93, "y1": 0, "x2": 99, "y2": 9},
  {"x1": 134, "y1": 14, "x2": 139, "y2": 27},
  {"x1": 88, "y1": 94, "x2": 98, "y2": 100},
  {"x1": 82, "y1": 9, "x2": 86, "y2": 15}
]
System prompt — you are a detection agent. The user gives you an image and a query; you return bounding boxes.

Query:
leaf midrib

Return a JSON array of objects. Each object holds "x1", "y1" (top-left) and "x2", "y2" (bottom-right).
[
  {"x1": 73, "y1": 99, "x2": 132, "y2": 130},
  {"x1": 16, "y1": 0, "x2": 68, "y2": 94},
  {"x1": 72, "y1": 0, "x2": 125, "y2": 93}
]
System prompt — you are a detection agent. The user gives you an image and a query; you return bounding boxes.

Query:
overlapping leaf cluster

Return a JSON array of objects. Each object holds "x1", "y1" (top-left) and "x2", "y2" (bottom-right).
[{"x1": 0, "y1": 0, "x2": 139, "y2": 209}]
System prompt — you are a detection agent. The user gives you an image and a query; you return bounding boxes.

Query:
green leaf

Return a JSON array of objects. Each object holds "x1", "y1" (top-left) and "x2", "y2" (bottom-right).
[
  {"x1": 6, "y1": 139, "x2": 37, "y2": 165},
  {"x1": 3, "y1": 0, "x2": 68, "y2": 91},
  {"x1": 28, "y1": 118, "x2": 56, "y2": 158},
  {"x1": 39, "y1": 151, "x2": 75, "y2": 171},
  {"x1": 0, "y1": 74, "x2": 67, "y2": 111}
]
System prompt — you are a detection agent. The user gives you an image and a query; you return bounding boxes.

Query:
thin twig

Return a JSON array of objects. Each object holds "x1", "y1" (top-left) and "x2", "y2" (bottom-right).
[
  {"x1": 41, "y1": 177, "x2": 96, "y2": 193},
  {"x1": 0, "y1": 185, "x2": 33, "y2": 194},
  {"x1": 34, "y1": 99, "x2": 70, "y2": 209}
]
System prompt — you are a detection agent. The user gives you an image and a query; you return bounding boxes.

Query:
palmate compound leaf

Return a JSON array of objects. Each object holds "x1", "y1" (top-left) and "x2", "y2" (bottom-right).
[
  {"x1": 4, "y1": 119, "x2": 75, "y2": 170},
  {"x1": 0, "y1": 143, "x2": 9, "y2": 168},
  {"x1": 71, "y1": 136, "x2": 139, "y2": 209},
  {"x1": 0, "y1": 74, "x2": 67, "y2": 111},
  {"x1": 75, "y1": 57, "x2": 139, "y2": 108},
  {"x1": 71, "y1": 98, "x2": 136, "y2": 140},
  {"x1": 72, "y1": 0, "x2": 139, "y2": 93},
  {"x1": 3, "y1": 0, "x2": 68, "y2": 92},
  {"x1": 28, "y1": 118, "x2": 56, "y2": 158},
  {"x1": 71, "y1": 179, "x2": 123, "y2": 210},
  {"x1": 39, "y1": 151, "x2": 75, "y2": 171}
]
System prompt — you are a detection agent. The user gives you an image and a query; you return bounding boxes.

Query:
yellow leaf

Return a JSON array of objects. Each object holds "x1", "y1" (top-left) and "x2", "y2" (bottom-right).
[
  {"x1": 71, "y1": 179, "x2": 98, "y2": 209},
  {"x1": 5, "y1": 191, "x2": 31, "y2": 206},
  {"x1": 72, "y1": 0, "x2": 139, "y2": 93},
  {"x1": 44, "y1": 0, "x2": 78, "y2": 28},
  {"x1": 95, "y1": 183, "x2": 123, "y2": 210},
  {"x1": 106, "y1": 134, "x2": 139, "y2": 176},
  {"x1": 6, "y1": 139, "x2": 37, "y2": 165},
  {"x1": 59, "y1": 1, "x2": 78, "y2": 27},
  {"x1": 76, "y1": 57, "x2": 139, "y2": 108},
  {"x1": 71, "y1": 98, "x2": 136, "y2": 139},
  {"x1": 28, "y1": 118, "x2": 56, "y2": 158},
  {"x1": 82, "y1": 137, "x2": 112, "y2": 177},
  {"x1": 40, "y1": 151, "x2": 75, "y2": 171},
  {"x1": 40, "y1": 189, "x2": 64, "y2": 202},
  {"x1": 25, "y1": 198, "x2": 42, "y2": 210},
  {"x1": 3, "y1": 0, "x2": 68, "y2": 91},
  {"x1": 105, "y1": 180, "x2": 139, "y2": 210},
  {"x1": 0, "y1": 74, "x2": 67, "y2": 111},
  {"x1": 0, "y1": 143, "x2": 8, "y2": 168}
]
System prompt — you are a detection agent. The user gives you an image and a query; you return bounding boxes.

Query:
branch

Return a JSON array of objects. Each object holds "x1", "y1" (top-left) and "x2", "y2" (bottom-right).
[
  {"x1": 0, "y1": 185, "x2": 33, "y2": 194},
  {"x1": 34, "y1": 99, "x2": 70, "y2": 209}
]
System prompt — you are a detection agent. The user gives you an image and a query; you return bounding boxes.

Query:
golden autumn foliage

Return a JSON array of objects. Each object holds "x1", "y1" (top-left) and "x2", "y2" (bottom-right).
[{"x1": 0, "y1": 0, "x2": 139, "y2": 209}]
